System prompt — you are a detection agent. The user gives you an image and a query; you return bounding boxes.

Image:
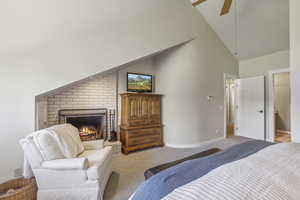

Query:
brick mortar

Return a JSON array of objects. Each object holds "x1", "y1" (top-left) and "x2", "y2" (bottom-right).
[{"x1": 47, "y1": 73, "x2": 117, "y2": 130}]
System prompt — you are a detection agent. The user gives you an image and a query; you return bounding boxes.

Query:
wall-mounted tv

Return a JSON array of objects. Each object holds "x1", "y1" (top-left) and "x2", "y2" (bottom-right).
[{"x1": 127, "y1": 73, "x2": 153, "y2": 93}]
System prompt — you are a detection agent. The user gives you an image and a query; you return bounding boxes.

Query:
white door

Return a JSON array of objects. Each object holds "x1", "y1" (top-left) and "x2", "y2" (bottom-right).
[{"x1": 236, "y1": 76, "x2": 265, "y2": 140}]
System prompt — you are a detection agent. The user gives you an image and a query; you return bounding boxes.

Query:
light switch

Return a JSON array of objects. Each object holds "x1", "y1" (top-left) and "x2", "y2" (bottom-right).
[{"x1": 206, "y1": 96, "x2": 214, "y2": 102}]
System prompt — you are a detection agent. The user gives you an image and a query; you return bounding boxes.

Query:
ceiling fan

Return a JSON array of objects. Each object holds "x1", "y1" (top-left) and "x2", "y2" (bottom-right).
[{"x1": 192, "y1": 0, "x2": 233, "y2": 16}]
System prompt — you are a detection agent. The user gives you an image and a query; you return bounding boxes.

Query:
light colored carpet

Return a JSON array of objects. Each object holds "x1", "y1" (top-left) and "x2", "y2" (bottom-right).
[{"x1": 104, "y1": 136, "x2": 251, "y2": 200}]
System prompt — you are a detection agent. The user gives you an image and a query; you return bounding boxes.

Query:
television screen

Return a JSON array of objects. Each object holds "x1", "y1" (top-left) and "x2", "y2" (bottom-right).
[{"x1": 127, "y1": 73, "x2": 153, "y2": 92}]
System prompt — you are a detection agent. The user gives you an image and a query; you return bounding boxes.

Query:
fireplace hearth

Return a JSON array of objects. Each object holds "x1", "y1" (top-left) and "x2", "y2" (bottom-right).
[{"x1": 58, "y1": 108, "x2": 108, "y2": 141}]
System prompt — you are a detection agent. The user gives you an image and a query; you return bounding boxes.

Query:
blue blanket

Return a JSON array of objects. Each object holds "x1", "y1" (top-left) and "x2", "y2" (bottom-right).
[{"x1": 132, "y1": 140, "x2": 273, "y2": 200}]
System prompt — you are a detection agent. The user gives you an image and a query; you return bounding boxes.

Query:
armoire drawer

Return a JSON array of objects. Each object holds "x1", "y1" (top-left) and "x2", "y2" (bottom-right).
[
  {"x1": 128, "y1": 128, "x2": 161, "y2": 139},
  {"x1": 128, "y1": 135, "x2": 161, "y2": 146}
]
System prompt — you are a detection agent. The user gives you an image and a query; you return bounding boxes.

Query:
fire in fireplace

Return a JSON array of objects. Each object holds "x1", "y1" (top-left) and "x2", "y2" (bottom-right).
[
  {"x1": 58, "y1": 109, "x2": 108, "y2": 141},
  {"x1": 66, "y1": 116, "x2": 103, "y2": 141}
]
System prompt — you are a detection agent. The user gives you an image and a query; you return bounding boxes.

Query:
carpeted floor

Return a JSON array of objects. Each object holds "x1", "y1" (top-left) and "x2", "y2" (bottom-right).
[{"x1": 103, "y1": 136, "x2": 251, "y2": 200}]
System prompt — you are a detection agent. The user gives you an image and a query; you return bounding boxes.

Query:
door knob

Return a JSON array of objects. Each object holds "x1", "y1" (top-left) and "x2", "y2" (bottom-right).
[{"x1": 259, "y1": 110, "x2": 264, "y2": 113}]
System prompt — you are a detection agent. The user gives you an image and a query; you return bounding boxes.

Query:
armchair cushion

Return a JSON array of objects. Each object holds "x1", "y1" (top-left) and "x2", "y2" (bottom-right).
[
  {"x1": 78, "y1": 146, "x2": 113, "y2": 180},
  {"x1": 48, "y1": 124, "x2": 84, "y2": 158},
  {"x1": 42, "y1": 158, "x2": 88, "y2": 170},
  {"x1": 32, "y1": 129, "x2": 64, "y2": 161},
  {"x1": 82, "y1": 140, "x2": 104, "y2": 150}
]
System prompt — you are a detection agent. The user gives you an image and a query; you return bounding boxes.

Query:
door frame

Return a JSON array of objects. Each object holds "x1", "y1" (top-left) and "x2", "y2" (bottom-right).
[
  {"x1": 268, "y1": 68, "x2": 290, "y2": 142},
  {"x1": 223, "y1": 73, "x2": 239, "y2": 138}
]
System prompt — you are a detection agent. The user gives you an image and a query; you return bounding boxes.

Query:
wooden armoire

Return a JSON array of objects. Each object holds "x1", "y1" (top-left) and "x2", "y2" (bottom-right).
[{"x1": 120, "y1": 93, "x2": 163, "y2": 154}]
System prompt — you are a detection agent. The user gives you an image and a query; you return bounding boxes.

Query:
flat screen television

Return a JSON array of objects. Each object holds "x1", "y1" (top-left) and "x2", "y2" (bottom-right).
[{"x1": 127, "y1": 73, "x2": 153, "y2": 93}]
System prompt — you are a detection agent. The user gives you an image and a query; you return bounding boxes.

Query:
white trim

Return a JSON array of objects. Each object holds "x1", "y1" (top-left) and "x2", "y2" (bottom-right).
[
  {"x1": 268, "y1": 68, "x2": 290, "y2": 142},
  {"x1": 165, "y1": 137, "x2": 223, "y2": 149}
]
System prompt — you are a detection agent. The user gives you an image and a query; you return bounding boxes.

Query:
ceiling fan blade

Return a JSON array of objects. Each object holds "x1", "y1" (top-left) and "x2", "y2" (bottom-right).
[
  {"x1": 192, "y1": 0, "x2": 207, "y2": 7},
  {"x1": 220, "y1": 0, "x2": 233, "y2": 16}
]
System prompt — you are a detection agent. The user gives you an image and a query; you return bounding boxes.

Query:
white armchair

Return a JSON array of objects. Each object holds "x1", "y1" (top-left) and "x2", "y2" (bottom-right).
[{"x1": 19, "y1": 124, "x2": 113, "y2": 200}]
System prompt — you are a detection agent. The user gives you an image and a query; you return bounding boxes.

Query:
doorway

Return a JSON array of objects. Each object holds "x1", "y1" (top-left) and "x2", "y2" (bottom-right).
[
  {"x1": 224, "y1": 75, "x2": 266, "y2": 140},
  {"x1": 225, "y1": 78, "x2": 236, "y2": 137},
  {"x1": 224, "y1": 73, "x2": 238, "y2": 138},
  {"x1": 269, "y1": 70, "x2": 291, "y2": 143}
]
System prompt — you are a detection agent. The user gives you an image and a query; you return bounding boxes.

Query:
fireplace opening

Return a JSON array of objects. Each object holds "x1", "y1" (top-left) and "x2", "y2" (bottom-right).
[
  {"x1": 67, "y1": 116, "x2": 103, "y2": 141},
  {"x1": 58, "y1": 108, "x2": 108, "y2": 142}
]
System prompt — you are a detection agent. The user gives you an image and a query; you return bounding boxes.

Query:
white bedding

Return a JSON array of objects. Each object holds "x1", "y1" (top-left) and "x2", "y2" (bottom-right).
[{"x1": 164, "y1": 143, "x2": 300, "y2": 200}]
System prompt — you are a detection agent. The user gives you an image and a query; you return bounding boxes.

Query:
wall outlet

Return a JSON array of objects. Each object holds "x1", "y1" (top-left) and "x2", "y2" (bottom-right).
[{"x1": 216, "y1": 129, "x2": 220, "y2": 134}]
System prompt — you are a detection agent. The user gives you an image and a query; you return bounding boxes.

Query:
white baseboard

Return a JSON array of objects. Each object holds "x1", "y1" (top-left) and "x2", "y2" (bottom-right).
[
  {"x1": 165, "y1": 137, "x2": 223, "y2": 149},
  {"x1": 276, "y1": 130, "x2": 291, "y2": 135}
]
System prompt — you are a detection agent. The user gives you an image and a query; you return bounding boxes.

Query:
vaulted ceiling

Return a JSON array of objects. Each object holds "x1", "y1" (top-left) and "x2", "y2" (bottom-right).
[
  {"x1": 191, "y1": 0, "x2": 289, "y2": 60},
  {"x1": 0, "y1": 0, "x2": 288, "y2": 61}
]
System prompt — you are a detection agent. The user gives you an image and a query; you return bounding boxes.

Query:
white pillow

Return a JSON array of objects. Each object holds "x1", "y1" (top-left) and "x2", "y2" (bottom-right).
[
  {"x1": 19, "y1": 135, "x2": 45, "y2": 168},
  {"x1": 48, "y1": 124, "x2": 84, "y2": 158},
  {"x1": 32, "y1": 130, "x2": 65, "y2": 161}
]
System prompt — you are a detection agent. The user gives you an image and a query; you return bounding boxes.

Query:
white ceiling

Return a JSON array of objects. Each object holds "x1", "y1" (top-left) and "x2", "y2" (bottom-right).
[
  {"x1": 191, "y1": 0, "x2": 289, "y2": 60},
  {"x1": 0, "y1": 0, "x2": 288, "y2": 61}
]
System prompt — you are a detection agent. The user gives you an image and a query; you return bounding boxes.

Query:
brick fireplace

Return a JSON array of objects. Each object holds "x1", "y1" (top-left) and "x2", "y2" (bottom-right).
[{"x1": 46, "y1": 72, "x2": 117, "y2": 140}]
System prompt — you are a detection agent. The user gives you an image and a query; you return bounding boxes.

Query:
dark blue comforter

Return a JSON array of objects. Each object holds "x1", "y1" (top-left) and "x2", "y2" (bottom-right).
[{"x1": 132, "y1": 140, "x2": 273, "y2": 200}]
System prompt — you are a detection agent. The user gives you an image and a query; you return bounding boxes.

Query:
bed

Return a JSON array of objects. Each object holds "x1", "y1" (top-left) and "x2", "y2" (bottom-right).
[{"x1": 130, "y1": 140, "x2": 300, "y2": 200}]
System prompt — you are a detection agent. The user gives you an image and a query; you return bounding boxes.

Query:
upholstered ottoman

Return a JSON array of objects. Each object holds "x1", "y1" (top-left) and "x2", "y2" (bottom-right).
[{"x1": 144, "y1": 148, "x2": 221, "y2": 180}]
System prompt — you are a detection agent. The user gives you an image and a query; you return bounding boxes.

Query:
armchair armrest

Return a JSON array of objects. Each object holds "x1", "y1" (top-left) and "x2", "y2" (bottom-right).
[
  {"x1": 42, "y1": 158, "x2": 88, "y2": 170},
  {"x1": 82, "y1": 140, "x2": 104, "y2": 150}
]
